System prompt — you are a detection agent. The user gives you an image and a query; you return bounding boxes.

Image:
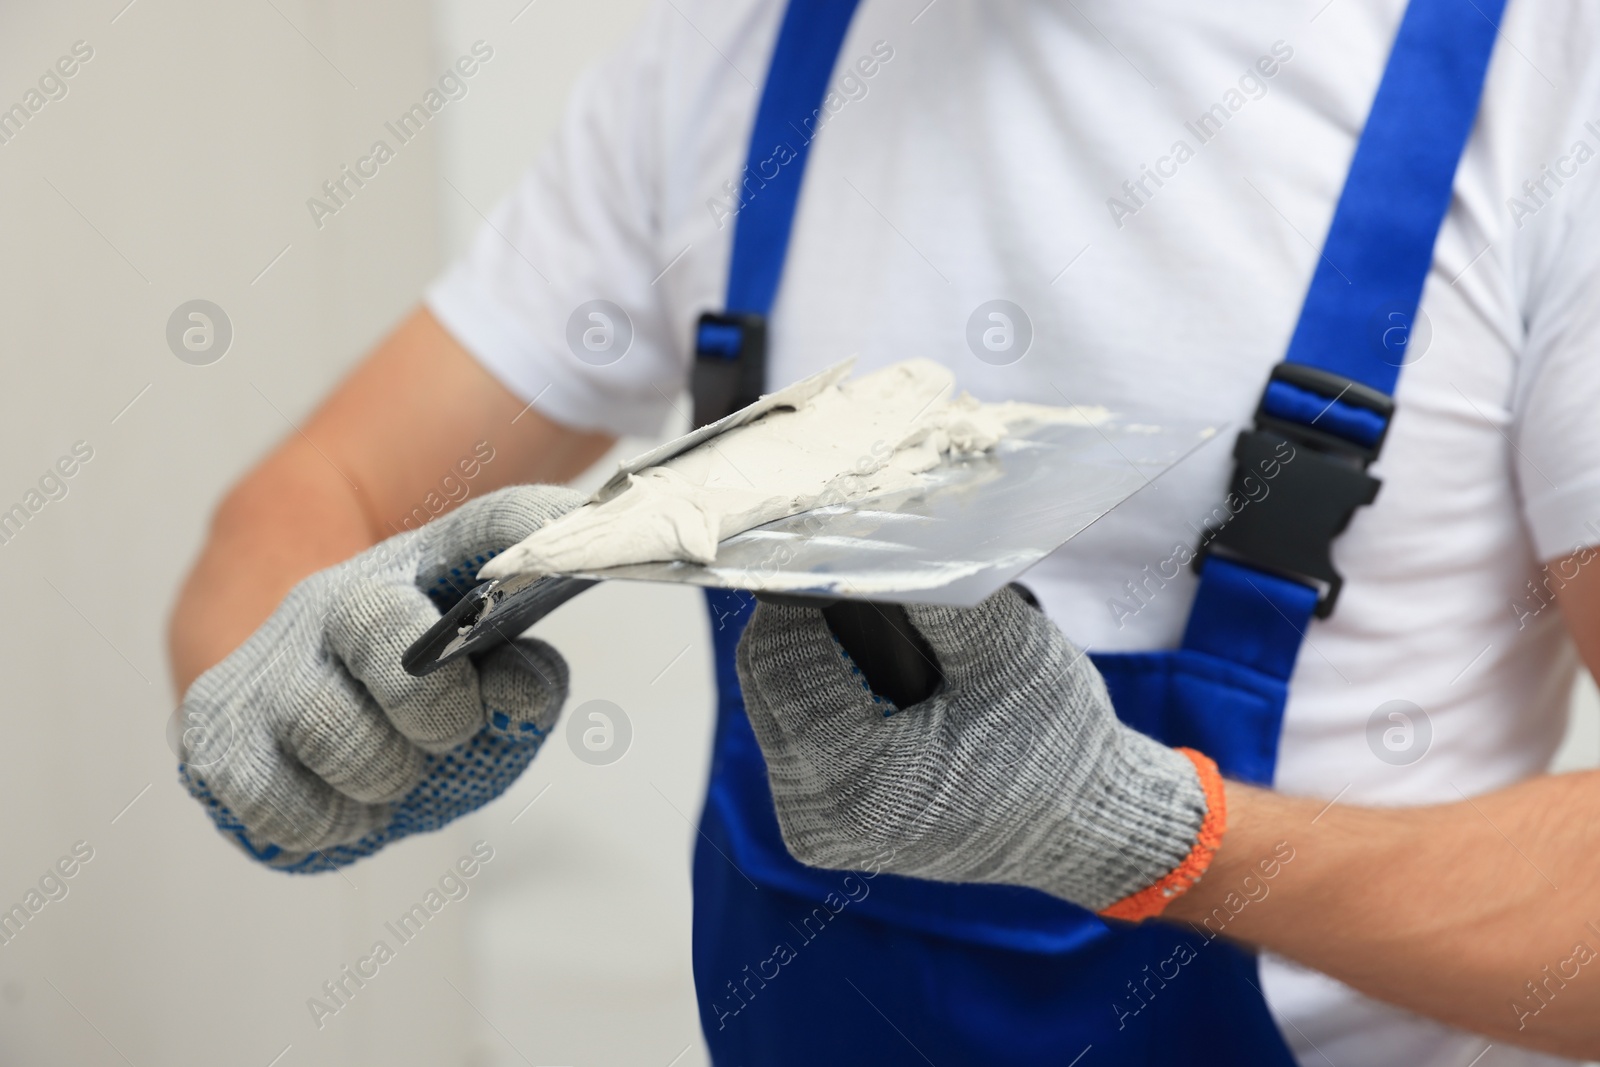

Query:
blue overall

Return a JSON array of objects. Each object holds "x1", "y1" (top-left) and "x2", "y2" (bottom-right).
[{"x1": 688, "y1": 1, "x2": 1504, "y2": 1061}]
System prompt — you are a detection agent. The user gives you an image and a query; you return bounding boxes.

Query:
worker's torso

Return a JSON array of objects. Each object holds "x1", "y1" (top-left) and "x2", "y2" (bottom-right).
[{"x1": 590, "y1": 2, "x2": 1600, "y2": 1062}]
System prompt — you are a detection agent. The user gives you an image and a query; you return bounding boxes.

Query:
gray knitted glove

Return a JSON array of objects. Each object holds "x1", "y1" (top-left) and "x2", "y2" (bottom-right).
[
  {"x1": 735, "y1": 586, "x2": 1218, "y2": 915},
  {"x1": 176, "y1": 485, "x2": 583, "y2": 872}
]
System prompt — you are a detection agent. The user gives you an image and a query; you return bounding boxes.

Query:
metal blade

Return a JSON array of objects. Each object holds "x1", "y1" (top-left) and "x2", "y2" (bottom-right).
[{"x1": 403, "y1": 414, "x2": 1216, "y2": 676}]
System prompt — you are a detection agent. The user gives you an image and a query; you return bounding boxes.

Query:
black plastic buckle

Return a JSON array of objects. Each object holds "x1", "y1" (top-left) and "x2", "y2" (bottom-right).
[
  {"x1": 691, "y1": 311, "x2": 767, "y2": 429},
  {"x1": 1254, "y1": 362, "x2": 1395, "y2": 465},
  {"x1": 1194, "y1": 363, "x2": 1394, "y2": 618}
]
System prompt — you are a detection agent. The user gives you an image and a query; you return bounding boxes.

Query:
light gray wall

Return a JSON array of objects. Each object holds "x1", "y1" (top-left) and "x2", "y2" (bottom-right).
[{"x1": 0, "y1": 1, "x2": 710, "y2": 1064}]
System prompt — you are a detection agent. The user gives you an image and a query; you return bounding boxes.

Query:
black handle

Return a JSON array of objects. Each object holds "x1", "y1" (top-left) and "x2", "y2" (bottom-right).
[
  {"x1": 403, "y1": 574, "x2": 598, "y2": 676},
  {"x1": 818, "y1": 600, "x2": 943, "y2": 710},
  {"x1": 803, "y1": 584, "x2": 1040, "y2": 710}
]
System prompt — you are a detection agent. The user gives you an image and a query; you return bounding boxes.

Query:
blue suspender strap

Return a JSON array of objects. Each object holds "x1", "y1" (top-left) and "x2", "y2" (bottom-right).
[
  {"x1": 690, "y1": 0, "x2": 863, "y2": 427},
  {"x1": 1283, "y1": 0, "x2": 1507, "y2": 393},
  {"x1": 1191, "y1": 0, "x2": 1507, "y2": 721},
  {"x1": 725, "y1": 0, "x2": 863, "y2": 317}
]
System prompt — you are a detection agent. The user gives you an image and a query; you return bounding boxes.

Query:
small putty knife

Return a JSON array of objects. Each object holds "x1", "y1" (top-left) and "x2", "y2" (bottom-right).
[{"x1": 401, "y1": 361, "x2": 853, "y2": 677}]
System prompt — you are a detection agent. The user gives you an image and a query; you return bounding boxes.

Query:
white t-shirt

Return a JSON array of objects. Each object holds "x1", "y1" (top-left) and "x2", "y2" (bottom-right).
[{"x1": 427, "y1": 1, "x2": 1600, "y2": 1062}]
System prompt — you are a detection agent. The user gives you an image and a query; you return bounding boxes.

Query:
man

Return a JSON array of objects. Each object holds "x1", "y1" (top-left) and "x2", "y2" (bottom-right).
[{"x1": 169, "y1": 0, "x2": 1600, "y2": 1062}]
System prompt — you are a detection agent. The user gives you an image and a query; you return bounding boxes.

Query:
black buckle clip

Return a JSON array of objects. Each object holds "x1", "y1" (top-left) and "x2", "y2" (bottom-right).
[
  {"x1": 1194, "y1": 364, "x2": 1394, "y2": 618},
  {"x1": 691, "y1": 311, "x2": 767, "y2": 429}
]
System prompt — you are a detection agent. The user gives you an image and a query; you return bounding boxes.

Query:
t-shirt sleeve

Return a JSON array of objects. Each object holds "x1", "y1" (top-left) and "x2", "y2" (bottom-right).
[
  {"x1": 1513, "y1": 168, "x2": 1600, "y2": 563},
  {"x1": 426, "y1": 4, "x2": 684, "y2": 438}
]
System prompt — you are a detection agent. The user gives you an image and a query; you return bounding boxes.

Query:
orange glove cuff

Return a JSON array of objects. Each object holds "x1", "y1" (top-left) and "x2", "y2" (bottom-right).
[{"x1": 1098, "y1": 747, "x2": 1226, "y2": 923}]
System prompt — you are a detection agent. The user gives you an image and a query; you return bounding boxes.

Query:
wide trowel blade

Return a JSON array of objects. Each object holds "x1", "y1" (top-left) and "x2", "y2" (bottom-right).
[{"x1": 404, "y1": 392, "x2": 1217, "y2": 676}]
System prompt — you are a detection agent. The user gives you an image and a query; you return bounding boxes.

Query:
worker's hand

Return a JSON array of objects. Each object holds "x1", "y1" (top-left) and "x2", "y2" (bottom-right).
[
  {"x1": 736, "y1": 586, "x2": 1223, "y2": 917},
  {"x1": 176, "y1": 485, "x2": 583, "y2": 872}
]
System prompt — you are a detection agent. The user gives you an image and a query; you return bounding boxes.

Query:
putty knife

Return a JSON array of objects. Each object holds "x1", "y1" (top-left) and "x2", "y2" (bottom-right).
[{"x1": 402, "y1": 370, "x2": 1215, "y2": 687}]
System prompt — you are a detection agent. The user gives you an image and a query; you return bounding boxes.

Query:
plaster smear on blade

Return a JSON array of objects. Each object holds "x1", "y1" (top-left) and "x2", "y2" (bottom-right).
[{"x1": 479, "y1": 359, "x2": 1102, "y2": 580}]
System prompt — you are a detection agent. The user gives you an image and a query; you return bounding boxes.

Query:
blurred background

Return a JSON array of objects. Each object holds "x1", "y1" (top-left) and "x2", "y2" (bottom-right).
[
  {"x1": 0, "y1": 1, "x2": 721, "y2": 1064},
  {"x1": 0, "y1": 1, "x2": 1595, "y2": 1065}
]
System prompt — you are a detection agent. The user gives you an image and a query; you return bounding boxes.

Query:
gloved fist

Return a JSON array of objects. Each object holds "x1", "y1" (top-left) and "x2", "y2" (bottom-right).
[
  {"x1": 736, "y1": 586, "x2": 1219, "y2": 915},
  {"x1": 177, "y1": 485, "x2": 583, "y2": 872}
]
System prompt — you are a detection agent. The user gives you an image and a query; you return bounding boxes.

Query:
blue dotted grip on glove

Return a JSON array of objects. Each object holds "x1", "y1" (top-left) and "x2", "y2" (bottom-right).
[
  {"x1": 180, "y1": 710, "x2": 550, "y2": 874},
  {"x1": 176, "y1": 531, "x2": 565, "y2": 875}
]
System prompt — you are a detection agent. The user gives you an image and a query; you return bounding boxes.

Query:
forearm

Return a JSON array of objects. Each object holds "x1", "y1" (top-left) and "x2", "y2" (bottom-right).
[
  {"x1": 168, "y1": 439, "x2": 379, "y2": 693},
  {"x1": 166, "y1": 305, "x2": 616, "y2": 695},
  {"x1": 1164, "y1": 773, "x2": 1600, "y2": 1056}
]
